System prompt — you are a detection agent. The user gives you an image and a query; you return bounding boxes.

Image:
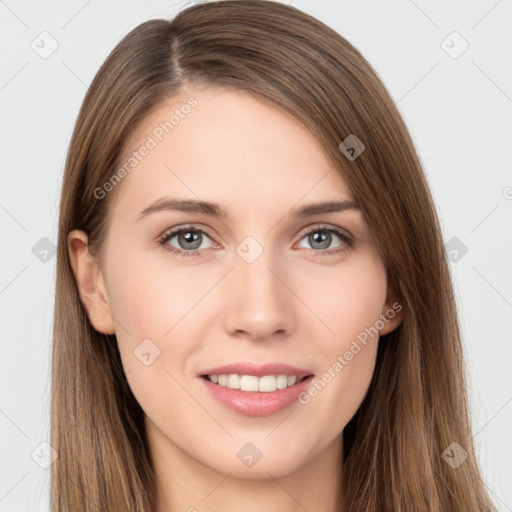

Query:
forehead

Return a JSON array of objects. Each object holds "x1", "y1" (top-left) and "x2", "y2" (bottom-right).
[{"x1": 109, "y1": 86, "x2": 354, "y2": 219}]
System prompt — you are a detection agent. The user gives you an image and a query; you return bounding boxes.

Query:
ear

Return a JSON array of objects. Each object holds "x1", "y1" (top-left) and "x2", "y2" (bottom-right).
[
  {"x1": 67, "y1": 229, "x2": 115, "y2": 335},
  {"x1": 378, "y1": 291, "x2": 404, "y2": 336}
]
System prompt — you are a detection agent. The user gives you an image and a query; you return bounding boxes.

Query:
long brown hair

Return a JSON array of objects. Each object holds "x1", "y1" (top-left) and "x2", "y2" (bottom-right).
[{"x1": 51, "y1": 1, "x2": 497, "y2": 510}]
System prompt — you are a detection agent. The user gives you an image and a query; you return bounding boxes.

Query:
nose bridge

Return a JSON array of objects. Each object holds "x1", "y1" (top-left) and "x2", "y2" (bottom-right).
[{"x1": 223, "y1": 236, "x2": 294, "y2": 340}]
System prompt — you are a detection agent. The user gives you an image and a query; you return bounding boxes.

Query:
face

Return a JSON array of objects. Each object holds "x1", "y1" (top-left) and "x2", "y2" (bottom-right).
[{"x1": 69, "y1": 84, "x2": 402, "y2": 479}]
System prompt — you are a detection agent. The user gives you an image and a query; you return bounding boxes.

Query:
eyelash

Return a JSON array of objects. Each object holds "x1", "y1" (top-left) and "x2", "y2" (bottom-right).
[{"x1": 157, "y1": 224, "x2": 353, "y2": 259}]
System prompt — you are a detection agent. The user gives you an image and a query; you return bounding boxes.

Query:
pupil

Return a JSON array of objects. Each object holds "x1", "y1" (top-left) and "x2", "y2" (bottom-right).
[
  {"x1": 180, "y1": 231, "x2": 201, "y2": 249},
  {"x1": 311, "y1": 231, "x2": 330, "y2": 249}
]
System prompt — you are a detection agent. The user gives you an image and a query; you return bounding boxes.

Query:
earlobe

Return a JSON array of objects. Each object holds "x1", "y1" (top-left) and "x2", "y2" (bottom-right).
[
  {"x1": 67, "y1": 229, "x2": 116, "y2": 335},
  {"x1": 378, "y1": 297, "x2": 404, "y2": 336}
]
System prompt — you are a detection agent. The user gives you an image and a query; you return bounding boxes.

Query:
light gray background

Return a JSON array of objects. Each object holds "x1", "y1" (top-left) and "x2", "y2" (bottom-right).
[{"x1": 1, "y1": 0, "x2": 511, "y2": 510}]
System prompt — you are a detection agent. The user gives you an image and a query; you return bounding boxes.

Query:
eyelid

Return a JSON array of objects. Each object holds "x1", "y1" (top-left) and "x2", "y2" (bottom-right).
[
  {"x1": 295, "y1": 223, "x2": 353, "y2": 242},
  {"x1": 158, "y1": 223, "x2": 218, "y2": 248},
  {"x1": 158, "y1": 223, "x2": 216, "y2": 241},
  {"x1": 159, "y1": 222, "x2": 352, "y2": 243},
  {"x1": 158, "y1": 222, "x2": 353, "y2": 257}
]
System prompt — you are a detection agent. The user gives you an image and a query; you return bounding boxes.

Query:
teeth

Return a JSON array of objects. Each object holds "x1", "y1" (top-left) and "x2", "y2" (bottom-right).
[
  {"x1": 276, "y1": 375, "x2": 288, "y2": 389},
  {"x1": 258, "y1": 375, "x2": 276, "y2": 392},
  {"x1": 241, "y1": 375, "x2": 259, "y2": 391},
  {"x1": 227, "y1": 374, "x2": 240, "y2": 389},
  {"x1": 206, "y1": 374, "x2": 305, "y2": 392}
]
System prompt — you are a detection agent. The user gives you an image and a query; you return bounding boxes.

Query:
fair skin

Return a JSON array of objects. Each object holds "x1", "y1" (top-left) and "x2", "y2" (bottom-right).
[{"x1": 68, "y1": 85, "x2": 403, "y2": 512}]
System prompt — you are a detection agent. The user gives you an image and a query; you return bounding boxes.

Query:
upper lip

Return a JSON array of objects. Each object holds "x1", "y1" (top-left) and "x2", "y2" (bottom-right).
[{"x1": 199, "y1": 362, "x2": 314, "y2": 379}]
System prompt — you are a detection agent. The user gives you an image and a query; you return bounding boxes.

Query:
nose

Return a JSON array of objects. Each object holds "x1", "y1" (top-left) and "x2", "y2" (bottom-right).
[{"x1": 222, "y1": 249, "x2": 295, "y2": 342}]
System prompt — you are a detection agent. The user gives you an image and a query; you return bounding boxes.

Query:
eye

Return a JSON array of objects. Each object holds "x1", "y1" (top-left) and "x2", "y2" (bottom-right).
[
  {"x1": 158, "y1": 226, "x2": 216, "y2": 258},
  {"x1": 296, "y1": 225, "x2": 353, "y2": 256},
  {"x1": 158, "y1": 224, "x2": 353, "y2": 258}
]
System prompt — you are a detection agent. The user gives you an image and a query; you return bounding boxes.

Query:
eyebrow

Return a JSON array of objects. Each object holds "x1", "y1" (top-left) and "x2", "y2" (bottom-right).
[{"x1": 136, "y1": 197, "x2": 360, "y2": 221}]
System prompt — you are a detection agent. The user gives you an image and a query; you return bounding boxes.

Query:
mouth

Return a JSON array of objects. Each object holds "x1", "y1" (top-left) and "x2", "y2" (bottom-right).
[
  {"x1": 201, "y1": 373, "x2": 312, "y2": 392},
  {"x1": 197, "y1": 362, "x2": 315, "y2": 416}
]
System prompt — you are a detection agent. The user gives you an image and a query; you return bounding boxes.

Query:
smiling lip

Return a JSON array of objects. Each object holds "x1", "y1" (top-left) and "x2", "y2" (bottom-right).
[
  {"x1": 199, "y1": 362, "x2": 313, "y2": 379},
  {"x1": 198, "y1": 362, "x2": 314, "y2": 416}
]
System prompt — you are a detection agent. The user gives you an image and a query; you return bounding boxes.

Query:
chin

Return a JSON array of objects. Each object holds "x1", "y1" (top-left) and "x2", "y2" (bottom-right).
[{"x1": 204, "y1": 451, "x2": 307, "y2": 479}]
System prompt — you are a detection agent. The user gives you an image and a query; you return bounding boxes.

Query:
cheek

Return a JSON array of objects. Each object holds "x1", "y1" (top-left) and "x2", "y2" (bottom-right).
[
  {"x1": 103, "y1": 251, "x2": 203, "y2": 423},
  {"x1": 105, "y1": 248, "x2": 209, "y2": 339},
  {"x1": 299, "y1": 321, "x2": 380, "y2": 448},
  {"x1": 308, "y1": 256, "x2": 387, "y2": 344},
  {"x1": 298, "y1": 257, "x2": 386, "y2": 421},
  {"x1": 104, "y1": 249, "x2": 221, "y2": 395}
]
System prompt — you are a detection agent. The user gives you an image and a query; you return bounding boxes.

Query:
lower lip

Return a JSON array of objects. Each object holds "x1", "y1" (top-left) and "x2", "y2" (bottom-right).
[{"x1": 199, "y1": 375, "x2": 314, "y2": 416}]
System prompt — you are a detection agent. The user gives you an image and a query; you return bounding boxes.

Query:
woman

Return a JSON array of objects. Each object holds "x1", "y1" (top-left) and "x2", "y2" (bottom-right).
[{"x1": 51, "y1": 1, "x2": 497, "y2": 510}]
